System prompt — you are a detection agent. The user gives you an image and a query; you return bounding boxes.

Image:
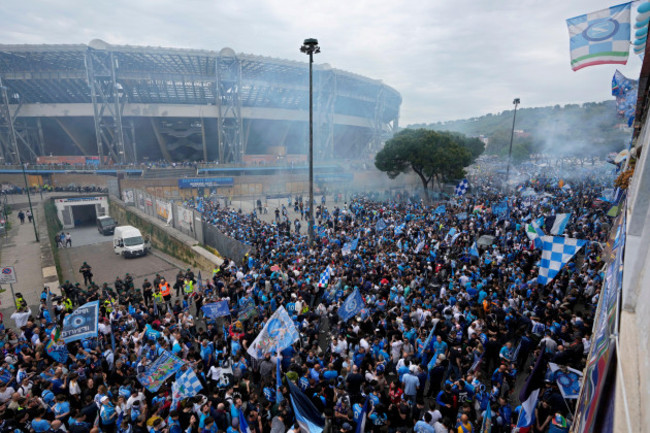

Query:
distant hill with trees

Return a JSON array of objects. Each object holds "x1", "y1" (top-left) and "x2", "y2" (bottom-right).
[{"x1": 407, "y1": 100, "x2": 631, "y2": 160}]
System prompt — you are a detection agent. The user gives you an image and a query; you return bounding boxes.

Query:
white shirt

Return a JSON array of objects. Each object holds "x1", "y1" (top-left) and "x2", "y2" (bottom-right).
[{"x1": 11, "y1": 309, "x2": 31, "y2": 328}]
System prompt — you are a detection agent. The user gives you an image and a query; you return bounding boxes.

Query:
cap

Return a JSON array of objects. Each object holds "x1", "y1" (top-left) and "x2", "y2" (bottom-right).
[{"x1": 101, "y1": 396, "x2": 109, "y2": 403}]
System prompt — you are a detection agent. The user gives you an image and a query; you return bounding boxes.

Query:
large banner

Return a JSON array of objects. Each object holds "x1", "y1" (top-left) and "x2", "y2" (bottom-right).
[
  {"x1": 122, "y1": 190, "x2": 135, "y2": 205},
  {"x1": 247, "y1": 306, "x2": 299, "y2": 359},
  {"x1": 156, "y1": 199, "x2": 173, "y2": 224},
  {"x1": 177, "y1": 205, "x2": 194, "y2": 233},
  {"x1": 61, "y1": 301, "x2": 99, "y2": 343},
  {"x1": 137, "y1": 350, "x2": 185, "y2": 392},
  {"x1": 136, "y1": 191, "x2": 145, "y2": 211},
  {"x1": 202, "y1": 301, "x2": 230, "y2": 319}
]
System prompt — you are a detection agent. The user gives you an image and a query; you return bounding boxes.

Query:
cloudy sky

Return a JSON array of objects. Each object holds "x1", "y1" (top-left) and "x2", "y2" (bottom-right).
[{"x1": 0, "y1": 0, "x2": 643, "y2": 125}]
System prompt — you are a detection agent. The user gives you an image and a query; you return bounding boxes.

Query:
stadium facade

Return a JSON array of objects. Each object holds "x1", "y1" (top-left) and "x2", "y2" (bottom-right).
[{"x1": 0, "y1": 40, "x2": 401, "y2": 164}]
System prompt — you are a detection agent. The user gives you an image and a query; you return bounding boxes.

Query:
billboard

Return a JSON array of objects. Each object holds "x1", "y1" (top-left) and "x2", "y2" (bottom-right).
[{"x1": 178, "y1": 177, "x2": 234, "y2": 189}]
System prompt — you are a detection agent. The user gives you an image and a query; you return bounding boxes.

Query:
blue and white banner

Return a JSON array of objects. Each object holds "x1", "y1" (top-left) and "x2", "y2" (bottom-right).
[
  {"x1": 202, "y1": 301, "x2": 230, "y2": 319},
  {"x1": 470, "y1": 241, "x2": 480, "y2": 258},
  {"x1": 375, "y1": 218, "x2": 387, "y2": 232},
  {"x1": 544, "y1": 213, "x2": 571, "y2": 236},
  {"x1": 318, "y1": 266, "x2": 331, "y2": 287},
  {"x1": 455, "y1": 179, "x2": 469, "y2": 196},
  {"x1": 567, "y1": 2, "x2": 631, "y2": 71},
  {"x1": 538, "y1": 236, "x2": 587, "y2": 285},
  {"x1": 339, "y1": 289, "x2": 365, "y2": 322},
  {"x1": 247, "y1": 306, "x2": 300, "y2": 359},
  {"x1": 172, "y1": 368, "x2": 203, "y2": 408},
  {"x1": 61, "y1": 301, "x2": 99, "y2": 343},
  {"x1": 342, "y1": 238, "x2": 359, "y2": 256},
  {"x1": 394, "y1": 222, "x2": 406, "y2": 236}
]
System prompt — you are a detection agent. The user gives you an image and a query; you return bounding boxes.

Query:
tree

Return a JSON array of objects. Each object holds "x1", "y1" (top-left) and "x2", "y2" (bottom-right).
[{"x1": 375, "y1": 129, "x2": 482, "y2": 201}]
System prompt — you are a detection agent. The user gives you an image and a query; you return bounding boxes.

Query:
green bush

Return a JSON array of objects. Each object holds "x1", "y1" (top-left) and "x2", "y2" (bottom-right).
[{"x1": 44, "y1": 199, "x2": 63, "y2": 281}]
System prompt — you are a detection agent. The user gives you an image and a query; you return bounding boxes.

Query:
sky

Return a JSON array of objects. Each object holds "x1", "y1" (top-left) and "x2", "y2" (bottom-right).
[{"x1": 0, "y1": 0, "x2": 644, "y2": 125}]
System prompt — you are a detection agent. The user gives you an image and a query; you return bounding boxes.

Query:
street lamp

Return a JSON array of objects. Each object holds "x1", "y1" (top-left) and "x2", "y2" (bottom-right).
[
  {"x1": 505, "y1": 98, "x2": 520, "y2": 189},
  {"x1": 300, "y1": 38, "x2": 320, "y2": 246}
]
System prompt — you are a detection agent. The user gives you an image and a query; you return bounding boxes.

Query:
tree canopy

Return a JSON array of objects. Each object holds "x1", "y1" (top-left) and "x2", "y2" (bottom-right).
[{"x1": 375, "y1": 129, "x2": 483, "y2": 199}]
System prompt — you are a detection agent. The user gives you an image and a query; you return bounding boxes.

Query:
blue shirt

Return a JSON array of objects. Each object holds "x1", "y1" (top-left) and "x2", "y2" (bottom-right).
[
  {"x1": 402, "y1": 373, "x2": 420, "y2": 396},
  {"x1": 414, "y1": 420, "x2": 435, "y2": 433},
  {"x1": 32, "y1": 420, "x2": 51, "y2": 433}
]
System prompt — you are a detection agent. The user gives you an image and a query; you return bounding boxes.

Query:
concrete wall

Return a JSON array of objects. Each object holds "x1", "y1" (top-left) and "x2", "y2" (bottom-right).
[
  {"x1": 119, "y1": 169, "x2": 420, "y2": 200},
  {"x1": 108, "y1": 196, "x2": 221, "y2": 271},
  {"x1": 0, "y1": 173, "x2": 114, "y2": 188}
]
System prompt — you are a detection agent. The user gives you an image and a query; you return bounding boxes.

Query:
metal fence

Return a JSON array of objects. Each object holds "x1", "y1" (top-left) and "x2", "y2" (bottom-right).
[{"x1": 118, "y1": 187, "x2": 253, "y2": 262}]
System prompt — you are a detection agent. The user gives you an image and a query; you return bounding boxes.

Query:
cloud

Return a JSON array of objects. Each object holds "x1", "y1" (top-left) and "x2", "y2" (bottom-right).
[{"x1": 0, "y1": 0, "x2": 643, "y2": 124}]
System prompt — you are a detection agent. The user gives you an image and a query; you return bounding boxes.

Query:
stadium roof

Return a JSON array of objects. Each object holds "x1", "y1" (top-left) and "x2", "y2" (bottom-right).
[{"x1": 0, "y1": 40, "x2": 401, "y2": 121}]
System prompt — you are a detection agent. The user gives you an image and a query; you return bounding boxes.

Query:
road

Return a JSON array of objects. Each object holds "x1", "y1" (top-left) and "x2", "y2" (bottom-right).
[{"x1": 57, "y1": 225, "x2": 198, "y2": 291}]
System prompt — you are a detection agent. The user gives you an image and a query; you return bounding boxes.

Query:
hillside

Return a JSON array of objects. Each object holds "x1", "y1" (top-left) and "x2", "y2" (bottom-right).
[{"x1": 408, "y1": 100, "x2": 631, "y2": 159}]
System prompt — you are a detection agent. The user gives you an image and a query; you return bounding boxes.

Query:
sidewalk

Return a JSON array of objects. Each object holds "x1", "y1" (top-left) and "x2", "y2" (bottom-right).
[{"x1": 0, "y1": 194, "x2": 49, "y2": 327}]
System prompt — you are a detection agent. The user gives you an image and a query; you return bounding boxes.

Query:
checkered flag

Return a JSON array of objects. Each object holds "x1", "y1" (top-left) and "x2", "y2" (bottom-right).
[
  {"x1": 172, "y1": 368, "x2": 203, "y2": 408},
  {"x1": 455, "y1": 179, "x2": 469, "y2": 196},
  {"x1": 318, "y1": 266, "x2": 331, "y2": 287},
  {"x1": 537, "y1": 236, "x2": 587, "y2": 285}
]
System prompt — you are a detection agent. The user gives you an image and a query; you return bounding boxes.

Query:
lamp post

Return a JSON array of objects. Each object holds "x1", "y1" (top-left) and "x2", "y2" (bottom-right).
[
  {"x1": 300, "y1": 38, "x2": 320, "y2": 246},
  {"x1": 505, "y1": 98, "x2": 520, "y2": 190},
  {"x1": 21, "y1": 162, "x2": 39, "y2": 242}
]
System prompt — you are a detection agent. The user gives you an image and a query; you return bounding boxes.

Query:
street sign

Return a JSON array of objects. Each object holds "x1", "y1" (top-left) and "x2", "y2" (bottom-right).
[{"x1": 0, "y1": 266, "x2": 17, "y2": 284}]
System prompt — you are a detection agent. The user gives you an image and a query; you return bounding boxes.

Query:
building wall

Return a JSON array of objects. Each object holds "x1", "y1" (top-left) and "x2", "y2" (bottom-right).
[{"x1": 615, "y1": 98, "x2": 650, "y2": 433}]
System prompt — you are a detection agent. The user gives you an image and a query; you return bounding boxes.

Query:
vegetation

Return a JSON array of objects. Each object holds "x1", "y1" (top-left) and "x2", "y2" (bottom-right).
[
  {"x1": 408, "y1": 100, "x2": 631, "y2": 159},
  {"x1": 44, "y1": 199, "x2": 63, "y2": 280},
  {"x1": 375, "y1": 129, "x2": 483, "y2": 201}
]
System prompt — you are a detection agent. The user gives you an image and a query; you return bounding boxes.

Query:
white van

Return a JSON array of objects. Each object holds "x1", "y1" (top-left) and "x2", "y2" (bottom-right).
[{"x1": 113, "y1": 225, "x2": 150, "y2": 258}]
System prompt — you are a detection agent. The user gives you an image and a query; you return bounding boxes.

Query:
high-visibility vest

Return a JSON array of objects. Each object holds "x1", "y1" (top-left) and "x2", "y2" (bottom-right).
[
  {"x1": 183, "y1": 281, "x2": 194, "y2": 294},
  {"x1": 212, "y1": 268, "x2": 219, "y2": 276},
  {"x1": 104, "y1": 299, "x2": 113, "y2": 313},
  {"x1": 153, "y1": 292, "x2": 163, "y2": 304},
  {"x1": 64, "y1": 298, "x2": 73, "y2": 312},
  {"x1": 160, "y1": 282, "x2": 171, "y2": 297}
]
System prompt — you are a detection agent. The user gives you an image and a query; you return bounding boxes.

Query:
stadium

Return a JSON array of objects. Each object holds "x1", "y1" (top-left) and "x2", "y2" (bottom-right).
[{"x1": 0, "y1": 40, "x2": 401, "y2": 165}]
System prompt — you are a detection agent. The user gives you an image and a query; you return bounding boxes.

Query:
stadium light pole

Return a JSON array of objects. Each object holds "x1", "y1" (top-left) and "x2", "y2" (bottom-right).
[
  {"x1": 505, "y1": 98, "x2": 520, "y2": 190},
  {"x1": 300, "y1": 38, "x2": 320, "y2": 246}
]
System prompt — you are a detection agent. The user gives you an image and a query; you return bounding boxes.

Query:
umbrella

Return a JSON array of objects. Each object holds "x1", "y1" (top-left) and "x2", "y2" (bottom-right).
[{"x1": 477, "y1": 235, "x2": 495, "y2": 247}]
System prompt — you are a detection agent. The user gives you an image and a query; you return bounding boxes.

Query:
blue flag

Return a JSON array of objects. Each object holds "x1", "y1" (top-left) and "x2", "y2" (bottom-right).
[
  {"x1": 537, "y1": 236, "x2": 586, "y2": 285},
  {"x1": 46, "y1": 340, "x2": 69, "y2": 363},
  {"x1": 238, "y1": 409, "x2": 250, "y2": 433},
  {"x1": 566, "y1": 3, "x2": 631, "y2": 71},
  {"x1": 375, "y1": 218, "x2": 387, "y2": 232},
  {"x1": 434, "y1": 205, "x2": 446, "y2": 215},
  {"x1": 394, "y1": 222, "x2": 406, "y2": 236},
  {"x1": 288, "y1": 378, "x2": 325, "y2": 433},
  {"x1": 276, "y1": 357, "x2": 284, "y2": 403},
  {"x1": 137, "y1": 350, "x2": 185, "y2": 392},
  {"x1": 61, "y1": 300, "x2": 99, "y2": 343},
  {"x1": 342, "y1": 237, "x2": 359, "y2": 256},
  {"x1": 470, "y1": 241, "x2": 480, "y2": 258},
  {"x1": 202, "y1": 301, "x2": 230, "y2": 319},
  {"x1": 493, "y1": 200, "x2": 508, "y2": 217},
  {"x1": 247, "y1": 306, "x2": 300, "y2": 359},
  {"x1": 339, "y1": 289, "x2": 364, "y2": 322}
]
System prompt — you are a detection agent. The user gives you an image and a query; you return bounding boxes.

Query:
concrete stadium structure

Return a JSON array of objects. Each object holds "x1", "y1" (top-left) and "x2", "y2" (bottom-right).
[{"x1": 0, "y1": 40, "x2": 401, "y2": 164}]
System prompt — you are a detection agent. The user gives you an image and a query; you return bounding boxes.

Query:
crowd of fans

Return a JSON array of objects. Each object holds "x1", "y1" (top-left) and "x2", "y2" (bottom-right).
[{"x1": 1, "y1": 171, "x2": 617, "y2": 433}]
